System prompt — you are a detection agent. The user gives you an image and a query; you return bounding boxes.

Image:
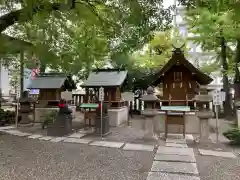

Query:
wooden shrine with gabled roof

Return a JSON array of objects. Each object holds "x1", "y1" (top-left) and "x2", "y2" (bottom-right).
[
  {"x1": 81, "y1": 68, "x2": 128, "y2": 107},
  {"x1": 28, "y1": 73, "x2": 76, "y2": 107},
  {"x1": 153, "y1": 45, "x2": 213, "y2": 107}
]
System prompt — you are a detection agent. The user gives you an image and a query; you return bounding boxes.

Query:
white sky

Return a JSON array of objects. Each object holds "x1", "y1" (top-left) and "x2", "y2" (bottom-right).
[{"x1": 163, "y1": 0, "x2": 174, "y2": 8}]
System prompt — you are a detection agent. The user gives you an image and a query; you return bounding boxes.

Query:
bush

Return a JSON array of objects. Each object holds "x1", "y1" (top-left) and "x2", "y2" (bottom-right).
[
  {"x1": 223, "y1": 128, "x2": 240, "y2": 145},
  {"x1": 0, "y1": 109, "x2": 15, "y2": 126},
  {"x1": 41, "y1": 111, "x2": 58, "y2": 129}
]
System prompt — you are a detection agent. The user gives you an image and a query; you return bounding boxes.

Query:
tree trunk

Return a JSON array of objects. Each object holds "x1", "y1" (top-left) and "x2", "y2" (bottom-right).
[
  {"x1": 220, "y1": 36, "x2": 232, "y2": 118},
  {"x1": 234, "y1": 39, "x2": 240, "y2": 100}
]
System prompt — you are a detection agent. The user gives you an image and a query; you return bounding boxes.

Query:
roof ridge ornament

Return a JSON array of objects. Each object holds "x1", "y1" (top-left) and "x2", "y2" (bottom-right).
[{"x1": 172, "y1": 43, "x2": 185, "y2": 55}]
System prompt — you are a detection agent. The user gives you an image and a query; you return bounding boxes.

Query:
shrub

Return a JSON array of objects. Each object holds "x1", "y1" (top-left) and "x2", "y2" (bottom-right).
[
  {"x1": 223, "y1": 128, "x2": 240, "y2": 145},
  {"x1": 41, "y1": 111, "x2": 58, "y2": 129}
]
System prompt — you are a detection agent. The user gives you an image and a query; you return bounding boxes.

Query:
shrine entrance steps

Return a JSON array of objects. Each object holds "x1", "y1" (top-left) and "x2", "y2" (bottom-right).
[{"x1": 147, "y1": 135, "x2": 200, "y2": 180}]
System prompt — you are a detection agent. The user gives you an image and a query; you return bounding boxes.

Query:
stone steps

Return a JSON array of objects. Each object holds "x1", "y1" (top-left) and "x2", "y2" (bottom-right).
[{"x1": 147, "y1": 136, "x2": 200, "y2": 180}]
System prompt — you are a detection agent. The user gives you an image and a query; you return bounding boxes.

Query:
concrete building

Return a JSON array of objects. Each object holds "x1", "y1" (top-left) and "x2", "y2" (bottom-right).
[{"x1": 0, "y1": 63, "x2": 10, "y2": 96}]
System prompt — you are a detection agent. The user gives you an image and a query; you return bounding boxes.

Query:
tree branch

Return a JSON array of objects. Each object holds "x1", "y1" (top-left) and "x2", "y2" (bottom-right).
[{"x1": 0, "y1": 2, "x2": 72, "y2": 33}]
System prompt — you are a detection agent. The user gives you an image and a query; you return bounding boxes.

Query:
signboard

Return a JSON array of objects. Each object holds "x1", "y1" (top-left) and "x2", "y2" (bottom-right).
[
  {"x1": 213, "y1": 89, "x2": 222, "y2": 105},
  {"x1": 121, "y1": 92, "x2": 134, "y2": 101},
  {"x1": 16, "y1": 89, "x2": 20, "y2": 98},
  {"x1": 61, "y1": 91, "x2": 72, "y2": 101},
  {"x1": 29, "y1": 89, "x2": 39, "y2": 95},
  {"x1": 99, "y1": 87, "x2": 104, "y2": 101}
]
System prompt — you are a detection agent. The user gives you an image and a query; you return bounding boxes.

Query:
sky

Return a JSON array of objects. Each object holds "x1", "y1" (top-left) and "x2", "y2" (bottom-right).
[{"x1": 163, "y1": 0, "x2": 175, "y2": 8}]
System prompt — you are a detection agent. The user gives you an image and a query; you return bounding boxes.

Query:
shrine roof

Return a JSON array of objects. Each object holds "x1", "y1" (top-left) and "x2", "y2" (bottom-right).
[
  {"x1": 81, "y1": 68, "x2": 128, "y2": 87},
  {"x1": 153, "y1": 48, "x2": 213, "y2": 85},
  {"x1": 28, "y1": 73, "x2": 67, "y2": 89}
]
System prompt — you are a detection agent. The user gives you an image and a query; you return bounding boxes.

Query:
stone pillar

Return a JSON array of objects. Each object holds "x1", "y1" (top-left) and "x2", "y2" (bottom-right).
[
  {"x1": 195, "y1": 92, "x2": 214, "y2": 143},
  {"x1": 199, "y1": 118, "x2": 209, "y2": 142},
  {"x1": 235, "y1": 101, "x2": 240, "y2": 128},
  {"x1": 141, "y1": 86, "x2": 160, "y2": 139}
]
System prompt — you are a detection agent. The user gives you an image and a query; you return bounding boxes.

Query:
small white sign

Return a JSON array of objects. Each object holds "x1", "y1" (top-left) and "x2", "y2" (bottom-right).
[
  {"x1": 220, "y1": 91, "x2": 225, "y2": 102},
  {"x1": 61, "y1": 91, "x2": 72, "y2": 101},
  {"x1": 99, "y1": 87, "x2": 104, "y2": 101},
  {"x1": 16, "y1": 89, "x2": 20, "y2": 98},
  {"x1": 121, "y1": 92, "x2": 134, "y2": 101},
  {"x1": 213, "y1": 89, "x2": 224, "y2": 105}
]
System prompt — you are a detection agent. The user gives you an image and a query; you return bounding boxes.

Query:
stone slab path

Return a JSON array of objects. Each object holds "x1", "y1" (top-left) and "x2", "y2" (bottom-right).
[
  {"x1": 0, "y1": 126, "x2": 156, "y2": 152},
  {"x1": 147, "y1": 136, "x2": 200, "y2": 180},
  {"x1": 199, "y1": 149, "x2": 237, "y2": 158}
]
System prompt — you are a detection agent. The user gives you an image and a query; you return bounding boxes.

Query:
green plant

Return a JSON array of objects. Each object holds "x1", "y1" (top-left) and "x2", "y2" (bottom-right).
[
  {"x1": 41, "y1": 111, "x2": 58, "y2": 129},
  {"x1": 223, "y1": 128, "x2": 240, "y2": 145}
]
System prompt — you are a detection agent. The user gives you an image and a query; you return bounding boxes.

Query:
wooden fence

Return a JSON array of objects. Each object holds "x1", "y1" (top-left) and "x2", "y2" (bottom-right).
[{"x1": 72, "y1": 93, "x2": 222, "y2": 114}]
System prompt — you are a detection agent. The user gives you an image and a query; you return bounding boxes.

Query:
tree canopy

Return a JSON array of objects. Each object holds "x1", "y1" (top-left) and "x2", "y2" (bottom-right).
[{"x1": 0, "y1": 0, "x2": 172, "y2": 79}]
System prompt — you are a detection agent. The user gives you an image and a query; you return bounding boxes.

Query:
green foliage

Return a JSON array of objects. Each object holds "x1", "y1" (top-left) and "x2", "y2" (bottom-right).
[
  {"x1": 200, "y1": 61, "x2": 220, "y2": 75},
  {"x1": 0, "y1": 109, "x2": 15, "y2": 126},
  {"x1": 41, "y1": 111, "x2": 58, "y2": 129},
  {"x1": 118, "y1": 30, "x2": 189, "y2": 91},
  {"x1": 223, "y1": 128, "x2": 240, "y2": 145},
  {"x1": 0, "y1": 0, "x2": 172, "y2": 80}
]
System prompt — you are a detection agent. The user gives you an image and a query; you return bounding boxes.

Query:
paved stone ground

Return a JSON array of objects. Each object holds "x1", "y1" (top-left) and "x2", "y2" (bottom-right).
[
  {"x1": 147, "y1": 136, "x2": 200, "y2": 180},
  {"x1": 195, "y1": 150, "x2": 240, "y2": 180},
  {"x1": 186, "y1": 135, "x2": 240, "y2": 180},
  {"x1": 0, "y1": 134, "x2": 154, "y2": 180}
]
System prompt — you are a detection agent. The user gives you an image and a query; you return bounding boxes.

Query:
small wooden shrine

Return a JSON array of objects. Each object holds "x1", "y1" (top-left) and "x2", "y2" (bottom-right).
[
  {"x1": 153, "y1": 45, "x2": 213, "y2": 107},
  {"x1": 80, "y1": 68, "x2": 128, "y2": 128},
  {"x1": 81, "y1": 68, "x2": 128, "y2": 107},
  {"x1": 28, "y1": 73, "x2": 76, "y2": 107},
  {"x1": 153, "y1": 45, "x2": 213, "y2": 137}
]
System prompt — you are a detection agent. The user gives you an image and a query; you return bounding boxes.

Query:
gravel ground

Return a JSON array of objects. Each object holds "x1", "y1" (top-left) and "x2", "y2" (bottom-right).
[
  {"x1": 189, "y1": 140, "x2": 240, "y2": 180},
  {"x1": 195, "y1": 150, "x2": 240, "y2": 180},
  {"x1": 84, "y1": 125, "x2": 165, "y2": 146},
  {"x1": 0, "y1": 134, "x2": 154, "y2": 180}
]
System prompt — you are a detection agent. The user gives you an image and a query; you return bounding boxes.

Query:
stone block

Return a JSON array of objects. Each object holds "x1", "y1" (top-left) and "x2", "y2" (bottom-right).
[
  {"x1": 154, "y1": 154, "x2": 196, "y2": 163},
  {"x1": 157, "y1": 146, "x2": 194, "y2": 156},
  {"x1": 166, "y1": 138, "x2": 186, "y2": 144},
  {"x1": 28, "y1": 134, "x2": 43, "y2": 139},
  {"x1": 199, "y1": 149, "x2": 236, "y2": 158},
  {"x1": 147, "y1": 172, "x2": 200, "y2": 180},
  {"x1": 151, "y1": 161, "x2": 199, "y2": 175},
  {"x1": 50, "y1": 137, "x2": 67, "y2": 142},
  {"x1": 165, "y1": 143, "x2": 188, "y2": 148},
  {"x1": 90, "y1": 141, "x2": 124, "y2": 148},
  {"x1": 64, "y1": 138, "x2": 92, "y2": 144},
  {"x1": 68, "y1": 133, "x2": 86, "y2": 138},
  {"x1": 39, "y1": 136, "x2": 54, "y2": 141},
  {"x1": 123, "y1": 143, "x2": 154, "y2": 151}
]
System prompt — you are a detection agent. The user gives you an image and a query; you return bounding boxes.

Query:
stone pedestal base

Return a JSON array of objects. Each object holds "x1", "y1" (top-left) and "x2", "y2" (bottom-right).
[
  {"x1": 143, "y1": 118, "x2": 154, "y2": 138},
  {"x1": 199, "y1": 118, "x2": 210, "y2": 143},
  {"x1": 20, "y1": 113, "x2": 32, "y2": 124},
  {"x1": 108, "y1": 107, "x2": 128, "y2": 127}
]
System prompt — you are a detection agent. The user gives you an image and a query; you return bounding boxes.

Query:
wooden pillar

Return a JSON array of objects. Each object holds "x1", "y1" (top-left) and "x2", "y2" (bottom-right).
[{"x1": 85, "y1": 88, "x2": 89, "y2": 103}]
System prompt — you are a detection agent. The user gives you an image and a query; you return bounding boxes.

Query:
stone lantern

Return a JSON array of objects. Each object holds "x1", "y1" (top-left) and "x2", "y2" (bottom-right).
[
  {"x1": 141, "y1": 86, "x2": 160, "y2": 138},
  {"x1": 194, "y1": 88, "x2": 214, "y2": 143}
]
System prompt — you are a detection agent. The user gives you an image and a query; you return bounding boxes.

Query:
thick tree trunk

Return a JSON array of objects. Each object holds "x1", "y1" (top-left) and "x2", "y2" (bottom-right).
[
  {"x1": 233, "y1": 39, "x2": 240, "y2": 120},
  {"x1": 220, "y1": 36, "x2": 232, "y2": 118},
  {"x1": 234, "y1": 39, "x2": 240, "y2": 100},
  {"x1": 0, "y1": 2, "x2": 73, "y2": 33}
]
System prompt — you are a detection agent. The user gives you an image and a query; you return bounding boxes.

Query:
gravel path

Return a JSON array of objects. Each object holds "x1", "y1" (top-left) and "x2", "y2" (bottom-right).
[
  {"x1": 195, "y1": 150, "x2": 240, "y2": 180},
  {"x1": 0, "y1": 134, "x2": 154, "y2": 180}
]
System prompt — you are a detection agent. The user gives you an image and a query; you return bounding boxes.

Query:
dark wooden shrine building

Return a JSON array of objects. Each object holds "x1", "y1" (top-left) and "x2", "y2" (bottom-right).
[{"x1": 153, "y1": 46, "x2": 213, "y2": 107}]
